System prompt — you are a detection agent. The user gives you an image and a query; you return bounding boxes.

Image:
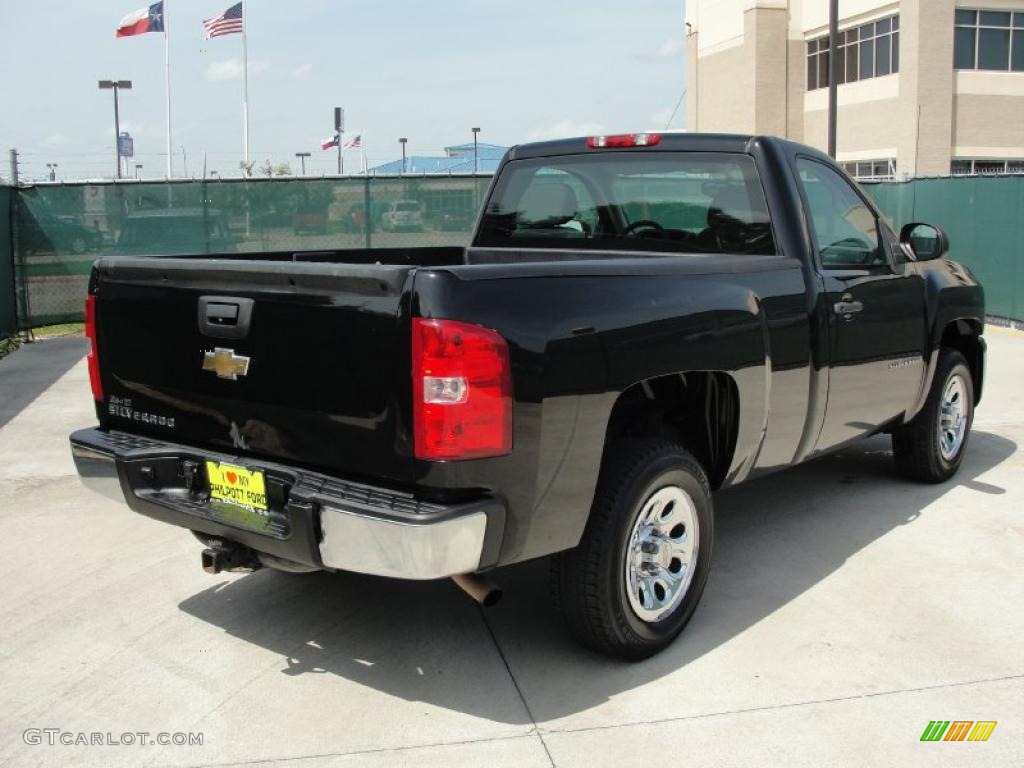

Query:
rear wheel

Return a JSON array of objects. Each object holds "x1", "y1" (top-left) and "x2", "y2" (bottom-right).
[
  {"x1": 892, "y1": 349, "x2": 974, "y2": 483},
  {"x1": 552, "y1": 440, "x2": 714, "y2": 660}
]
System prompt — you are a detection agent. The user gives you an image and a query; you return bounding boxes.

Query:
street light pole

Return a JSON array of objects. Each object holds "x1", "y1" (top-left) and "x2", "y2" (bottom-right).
[
  {"x1": 295, "y1": 152, "x2": 311, "y2": 175},
  {"x1": 46, "y1": 163, "x2": 58, "y2": 182},
  {"x1": 99, "y1": 80, "x2": 132, "y2": 179},
  {"x1": 472, "y1": 127, "x2": 480, "y2": 174},
  {"x1": 399, "y1": 137, "x2": 408, "y2": 175}
]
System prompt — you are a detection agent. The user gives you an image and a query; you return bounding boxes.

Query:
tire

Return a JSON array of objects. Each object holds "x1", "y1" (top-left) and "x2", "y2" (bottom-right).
[
  {"x1": 551, "y1": 439, "x2": 714, "y2": 660},
  {"x1": 892, "y1": 349, "x2": 974, "y2": 483}
]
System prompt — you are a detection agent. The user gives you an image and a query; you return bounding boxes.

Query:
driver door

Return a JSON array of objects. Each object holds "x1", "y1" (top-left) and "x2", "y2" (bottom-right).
[{"x1": 796, "y1": 158, "x2": 928, "y2": 452}]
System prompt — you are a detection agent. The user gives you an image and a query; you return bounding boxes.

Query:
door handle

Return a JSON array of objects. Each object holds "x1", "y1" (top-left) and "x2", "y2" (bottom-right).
[{"x1": 833, "y1": 293, "x2": 864, "y2": 318}]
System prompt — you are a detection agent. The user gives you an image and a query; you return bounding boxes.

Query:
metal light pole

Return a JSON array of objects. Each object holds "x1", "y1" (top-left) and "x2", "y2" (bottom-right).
[
  {"x1": 334, "y1": 107, "x2": 345, "y2": 175},
  {"x1": 46, "y1": 163, "x2": 58, "y2": 182},
  {"x1": 98, "y1": 80, "x2": 132, "y2": 178},
  {"x1": 827, "y1": 0, "x2": 839, "y2": 158},
  {"x1": 295, "y1": 151, "x2": 311, "y2": 176},
  {"x1": 472, "y1": 127, "x2": 480, "y2": 174},
  {"x1": 399, "y1": 137, "x2": 408, "y2": 175}
]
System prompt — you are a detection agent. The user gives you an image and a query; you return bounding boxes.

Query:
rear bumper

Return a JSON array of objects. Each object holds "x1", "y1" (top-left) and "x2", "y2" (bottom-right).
[{"x1": 69, "y1": 427, "x2": 505, "y2": 580}]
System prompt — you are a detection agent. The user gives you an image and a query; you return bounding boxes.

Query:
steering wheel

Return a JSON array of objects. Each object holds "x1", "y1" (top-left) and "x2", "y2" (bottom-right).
[{"x1": 622, "y1": 219, "x2": 665, "y2": 238}]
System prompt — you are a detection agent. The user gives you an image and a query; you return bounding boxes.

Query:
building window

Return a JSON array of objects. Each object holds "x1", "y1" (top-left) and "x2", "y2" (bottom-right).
[
  {"x1": 951, "y1": 158, "x2": 1024, "y2": 175},
  {"x1": 841, "y1": 159, "x2": 898, "y2": 181},
  {"x1": 807, "y1": 14, "x2": 900, "y2": 90},
  {"x1": 955, "y1": 10, "x2": 1024, "y2": 71}
]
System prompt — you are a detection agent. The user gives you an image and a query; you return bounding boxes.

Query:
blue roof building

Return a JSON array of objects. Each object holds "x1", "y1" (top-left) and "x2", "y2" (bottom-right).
[{"x1": 368, "y1": 142, "x2": 508, "y2": 175}]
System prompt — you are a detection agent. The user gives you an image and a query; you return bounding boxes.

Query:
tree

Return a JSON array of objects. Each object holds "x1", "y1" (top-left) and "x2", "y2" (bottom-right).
[{"x1": 258, "y1": 160, "x2": 293, "y2": 177}]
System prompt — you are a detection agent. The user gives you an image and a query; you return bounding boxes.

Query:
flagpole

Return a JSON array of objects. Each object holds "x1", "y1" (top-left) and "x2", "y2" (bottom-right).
[
  {"x1": 241, "y1": 1, "x2": 250, "y2": 171},
  {"x1": 164, "y1": 0, "x2": 173, "y2": 178}
]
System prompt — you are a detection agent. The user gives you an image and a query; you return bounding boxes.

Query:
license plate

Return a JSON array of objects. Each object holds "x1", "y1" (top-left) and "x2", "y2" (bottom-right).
[{"x1": 205, "y1": 461, "x2": 268, "y2": 511}]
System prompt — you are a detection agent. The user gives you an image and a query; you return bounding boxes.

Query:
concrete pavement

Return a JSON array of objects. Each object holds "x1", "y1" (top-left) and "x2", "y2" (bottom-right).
[{"x1": 0, "y1": 329, "x2": 1021, "y2": 767}]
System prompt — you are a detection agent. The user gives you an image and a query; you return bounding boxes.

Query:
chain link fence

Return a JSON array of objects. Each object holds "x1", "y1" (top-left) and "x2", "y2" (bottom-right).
[
  {"x1": 861, "y1": 175, "x2": 1024, "y2": 323},
  {"x1": 0, "y1": 186, "x2": 15, "y2": 337},
  {"x1": 2, "y1": 173, "x2": 1022, "y2": 331},
  {"x1": 9, "y1": 175, "x2": 491, "y2": 329}
]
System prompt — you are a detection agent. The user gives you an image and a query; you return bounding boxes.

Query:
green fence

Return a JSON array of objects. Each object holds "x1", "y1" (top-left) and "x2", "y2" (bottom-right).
[
  {"x1": 862, "y1": 176, "x2": 1024, "y2": 322},
  {"x1": 0, "y1": 186, "x2": 15, "y2": 337},
  {"x1": 11, "y1": 175, "x2": 490, "y2": 329},
  {"x1": 4, "y1": 174, "x2": 1023, "y2": 330}
]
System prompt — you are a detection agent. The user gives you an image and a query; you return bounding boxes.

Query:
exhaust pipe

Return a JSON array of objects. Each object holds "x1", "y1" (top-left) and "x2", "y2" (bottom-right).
[
  {"x1": 452, "y1": 573, "x2": 502, "y2": 607},
  {"x1": 201, "y1": 545, "x2": 260, "y2": 574}
]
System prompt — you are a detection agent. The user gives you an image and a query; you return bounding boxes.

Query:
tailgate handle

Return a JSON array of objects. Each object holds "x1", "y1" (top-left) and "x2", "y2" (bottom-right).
[{"x1": 198, "y1": 296, "x2": 254, "y2": 340}]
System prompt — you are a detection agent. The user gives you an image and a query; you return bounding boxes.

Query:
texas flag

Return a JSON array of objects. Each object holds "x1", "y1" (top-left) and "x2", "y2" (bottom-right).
[
  {"x1": 116, "y1": 1, "x2": 165, "y2": 37},
  {"x1": 321, "y1": 133, "x2": 340, "y2": 151}
]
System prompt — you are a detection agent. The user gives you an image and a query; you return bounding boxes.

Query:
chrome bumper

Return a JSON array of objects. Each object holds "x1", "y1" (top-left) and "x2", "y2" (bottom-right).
[
  {"x1": 69, "y1": 428, "x2": 503, "y2": 580},
  {"x1": 71, "y1": 442, "x2": 124, "y2": 503},
  {"x1": 319, "y1": 505, "x2": 489, "y2": 579}
]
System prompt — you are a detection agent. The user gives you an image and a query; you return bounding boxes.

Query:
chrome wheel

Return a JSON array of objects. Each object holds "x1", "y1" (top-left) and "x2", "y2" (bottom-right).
[
  {"x1": 938, "y1": 373, "x2": 968, "y2": 461},
  {"x1": 624, "y1": 485, "x2": 699, "y2": 623}
]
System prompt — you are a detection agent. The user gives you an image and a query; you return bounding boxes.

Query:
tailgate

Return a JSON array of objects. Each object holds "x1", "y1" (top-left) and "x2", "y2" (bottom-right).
[{"x1": 93, "y1": 257, "x2": 417, "y2": 482}]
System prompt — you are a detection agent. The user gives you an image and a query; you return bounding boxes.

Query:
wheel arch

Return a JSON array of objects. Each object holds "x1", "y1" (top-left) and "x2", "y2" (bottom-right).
[
  {"x1": 601, "y1": 371, "x2": 743, "y2": 490},
  {"x1": 940, "y1": 318, "x2": 984, "y2": 405}
]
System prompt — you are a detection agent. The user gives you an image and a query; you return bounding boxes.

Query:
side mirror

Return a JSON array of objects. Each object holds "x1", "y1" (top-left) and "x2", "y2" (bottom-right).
[{"x1": 900, "y1": 222, "x2": 949, "y2": 261}]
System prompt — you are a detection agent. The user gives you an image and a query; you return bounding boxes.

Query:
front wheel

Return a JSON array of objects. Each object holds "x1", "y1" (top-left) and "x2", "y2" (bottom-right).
[
  {"x1": 551, "y1": 440, "x2": 714, "y2": 660},
  {"x1": 892, "y1": 349, "x2": 974, "y2": 483}
]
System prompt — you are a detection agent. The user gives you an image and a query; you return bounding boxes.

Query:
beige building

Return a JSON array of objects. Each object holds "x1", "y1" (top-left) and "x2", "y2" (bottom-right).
[{"x1": 685, "y1": 0, "x2": 1024, "y2": 178}]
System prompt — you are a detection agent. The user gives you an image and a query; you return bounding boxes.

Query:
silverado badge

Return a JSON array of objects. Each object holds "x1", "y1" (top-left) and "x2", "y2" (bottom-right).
[{"x1": 202, "y1": 348, "x2": 251, "y2": 380}]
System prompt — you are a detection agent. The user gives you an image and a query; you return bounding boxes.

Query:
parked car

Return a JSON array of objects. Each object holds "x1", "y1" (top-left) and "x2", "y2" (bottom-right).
[
  {"x1": 18, "y1": 212, "x2": 104, "y2": 255},
  {"x1": 380, "y1": 200, "x2": 424, "y2": 231},
  {"x1": 114, "y1": 209, "x2": 237, "y2": 255},
  {"x1": 71, "y1": 133, "x2": 984, "y2": 659}
]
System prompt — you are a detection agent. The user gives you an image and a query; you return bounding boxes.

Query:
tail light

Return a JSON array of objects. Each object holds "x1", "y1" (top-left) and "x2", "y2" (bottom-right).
[
  {"x1": 84, "y1": 295, "x2": 103, "y2": 401},
  {"x1": 587, "y1": 133, "x2": 662, "y2": 149},
  {"x1": 412, "y1": 318, "x2": 513, "y2": 461}
]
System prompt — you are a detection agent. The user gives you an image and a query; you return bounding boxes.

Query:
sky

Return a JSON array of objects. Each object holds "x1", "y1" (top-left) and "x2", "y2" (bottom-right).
[{"x1": 0, "y1": 0, "x2": 687, "y2": 181}]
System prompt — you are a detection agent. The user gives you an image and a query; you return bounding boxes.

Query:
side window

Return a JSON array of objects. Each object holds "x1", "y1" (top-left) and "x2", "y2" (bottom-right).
[{"x1": 796, "y1": 158, "x2": 884, "y2": 268}]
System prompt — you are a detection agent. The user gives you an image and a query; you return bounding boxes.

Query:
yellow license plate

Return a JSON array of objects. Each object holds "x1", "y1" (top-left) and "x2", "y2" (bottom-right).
[{"x1": 205, "y1": 461, "x2": 268, "y2": 511}]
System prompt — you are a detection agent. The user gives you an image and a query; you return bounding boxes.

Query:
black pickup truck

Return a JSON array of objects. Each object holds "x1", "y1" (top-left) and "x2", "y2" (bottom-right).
[{"x1": 70, "y1": 133, "x2": 985, "y2": 659}]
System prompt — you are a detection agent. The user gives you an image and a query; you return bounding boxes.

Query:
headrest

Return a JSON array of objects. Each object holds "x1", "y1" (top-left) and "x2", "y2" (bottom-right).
[
  {"x1": 518, "y1": 183, "x2": 578, "y2": 226},
  {"x1": 708, "y1": 185, "x2": 757, "y2": 228}
]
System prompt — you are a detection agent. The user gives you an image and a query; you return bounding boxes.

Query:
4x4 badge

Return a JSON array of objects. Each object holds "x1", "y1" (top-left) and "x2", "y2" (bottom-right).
[{"x1": 202, "y1": 348, "x2": 251, "y2": 380}]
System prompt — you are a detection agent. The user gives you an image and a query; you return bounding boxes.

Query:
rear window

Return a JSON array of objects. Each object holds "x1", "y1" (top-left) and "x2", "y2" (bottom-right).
[
  {"x1": 475, "y1": 152, "x2": 776, "y2": 255},
  {"x1": 395, "y1": 202, "x2": 420, "y2": 212}
]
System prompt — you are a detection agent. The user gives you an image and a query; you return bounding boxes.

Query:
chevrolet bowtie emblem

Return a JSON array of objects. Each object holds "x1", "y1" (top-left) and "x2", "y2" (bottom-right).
[{"x1": 202, "y1": 348, "x2": 251, "y2": 380}]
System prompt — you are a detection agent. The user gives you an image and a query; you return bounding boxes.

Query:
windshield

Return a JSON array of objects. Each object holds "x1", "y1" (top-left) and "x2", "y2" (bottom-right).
[{"x1": 476, "y1": 152, "x2": 776, "y2": 255}]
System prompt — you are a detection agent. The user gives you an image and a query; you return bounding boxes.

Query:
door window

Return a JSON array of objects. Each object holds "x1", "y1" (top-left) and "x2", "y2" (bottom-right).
[{"x1": 796, "y1": 158, "x2": 883, "y2": 268}]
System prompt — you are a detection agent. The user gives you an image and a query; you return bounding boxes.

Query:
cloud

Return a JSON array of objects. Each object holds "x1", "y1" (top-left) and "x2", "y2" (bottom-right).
[
  {"x1": 44, "y1": 133, "x2": 71, "y2": 146},
  {"x1": 658, "y1": 38, "x2": 685, "y2": 57},
  {"x1": 528, "y1": 119, "x2": 605, "y2": 142},
  {"x1": 206, "y1": 58, "x2": 269, "y2": 81},
  {"x1": 291, "y1": 63, "x2": 313, "y2": 79}
]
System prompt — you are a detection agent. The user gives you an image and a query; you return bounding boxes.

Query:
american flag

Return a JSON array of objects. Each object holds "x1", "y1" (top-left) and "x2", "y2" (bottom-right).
[
  {"x1": 202, "y1": 2, "x2": 243, "y2": 38},
  {"x1": 342, "y1": 134, "x2": 362, "y2": 150}
]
